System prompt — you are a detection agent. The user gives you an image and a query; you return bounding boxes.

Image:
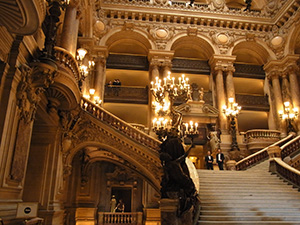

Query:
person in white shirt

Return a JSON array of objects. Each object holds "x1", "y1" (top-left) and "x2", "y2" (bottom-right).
[
  {"x1": 205, "y1": 151, "x2": 214, "y2": 170},
  {"x1": 216, "y1": 148, "x2": 225, "y2": 170}
]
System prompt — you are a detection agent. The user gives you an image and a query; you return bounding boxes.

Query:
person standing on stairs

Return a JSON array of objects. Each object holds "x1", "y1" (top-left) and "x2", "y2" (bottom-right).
[
  {"x1": 216, "y1": 148, "x2": 225, "y2": 170},
  {"x1": 205, "y1": 151, "x2": 214, "y2": 170}
]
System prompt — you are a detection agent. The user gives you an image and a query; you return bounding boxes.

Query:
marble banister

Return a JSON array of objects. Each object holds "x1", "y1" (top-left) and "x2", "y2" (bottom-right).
[
  {"x1": 281, "y1": 135, "x2": 300, "y2": 159},
  {"x1": 81, "y1": 98, "x2": 160, "y2": 152},
  {"x1": 271, "y1": 158, "x2": 300, "y2": 189},
  {"x1": 236, "y1": 133, "x2": 294, "y2": 170}
]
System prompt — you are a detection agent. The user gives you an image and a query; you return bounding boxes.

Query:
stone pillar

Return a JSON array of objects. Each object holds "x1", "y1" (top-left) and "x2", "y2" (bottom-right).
[
  {"x1": 281, "y1": 74, "x2": 291, "y2": 103},
  {"x1": 287, "y1": 65, "x2": 300, "y2": 133},
  {"x1": 270, "y1": 73, "x2": 286, "y2": 136},
  {"x1": 160, "y1": 199, "x2": 179, "y2": 225},
  {"x1": 267, "y1": 145, "x2": 281, "y2": 174},
  {"x1": 225, "y1": 69, "x2": 236, "y2": 101},
  {"x1": 215, "y1": 69, "x2": 227, "y2": 133},
  {"x1": 162, "y1": 64, "x2": 171, "y2": 78},
  {"x1": 60, "y1": 3, "x2": 80, "y2": 57},
  {"x1": 148, "y1": 63, "x2": 160, "y2": 131},
  {"x1": 94, "y1": 47, "x2": 108, "y2": 106}
]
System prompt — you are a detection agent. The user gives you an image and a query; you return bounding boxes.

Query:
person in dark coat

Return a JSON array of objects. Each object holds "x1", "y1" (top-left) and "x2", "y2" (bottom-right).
[
  {"x1": 216, "y1": 148, "x2": 225, "y2": 170},
  {"x1": 205, "y1": 151, "x2": 214, "y2": 170}
]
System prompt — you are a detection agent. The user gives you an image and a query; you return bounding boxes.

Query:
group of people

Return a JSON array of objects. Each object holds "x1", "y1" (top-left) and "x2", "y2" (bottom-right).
[
  {"x1": 205, "y1": 148, "x2": 225, "y2": 170},
  {"x1": 110, "y1": 195, "x2": 125, "y2": 213},
  {"x1": 107, "y1": 79, "x2": 121, "y2": 86}
]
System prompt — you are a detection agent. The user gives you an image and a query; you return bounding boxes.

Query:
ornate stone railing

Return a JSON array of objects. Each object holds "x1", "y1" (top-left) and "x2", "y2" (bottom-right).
[
  {"x1": 54, "y1": 46, "x2": 80, "y2": 81},
  {"x1": 81, "y1": 98, "x2": 160, "y2": 152},
  {"x1": 272, "y1": 158, "x2": 300, "y2": 189},
  {"x1": 98, "y1": 212, "x2": 143, "y2": 225},
  {"x1": 245, "y1": 129, "x2": 281, "y2": 140},
  {"x1": 281, "y1": 135, "x2": 300, "y2": 159},
  {"x1": 236, "y1": 134, "x2": 294, "y2": 170}
]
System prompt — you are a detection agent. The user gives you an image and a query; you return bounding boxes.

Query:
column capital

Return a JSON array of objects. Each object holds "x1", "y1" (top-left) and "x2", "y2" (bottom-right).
[
  {"x1": 208, "y1": 55, "x2": 236, "y2": 73},
  {"x1": 264, "y1": 54, "x2": 300, "y2": 76},
  {"x1": 148, "y1": 49, "x2": 174, "y2": 68}
]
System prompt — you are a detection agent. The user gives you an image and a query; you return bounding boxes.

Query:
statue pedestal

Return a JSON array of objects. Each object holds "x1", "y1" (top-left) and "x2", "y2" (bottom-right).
[{"x1": 160, "y1": 198, "x2": 193, "y2": 225}]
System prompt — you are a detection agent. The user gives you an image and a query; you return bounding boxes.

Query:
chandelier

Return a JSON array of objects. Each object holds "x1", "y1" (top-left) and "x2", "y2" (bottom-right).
[{"x1": 151, "y1": 72, "x2": 197, "y2": 140}]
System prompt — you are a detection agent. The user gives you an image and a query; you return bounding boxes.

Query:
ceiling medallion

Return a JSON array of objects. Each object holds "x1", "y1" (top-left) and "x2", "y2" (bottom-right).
[
  {"x1": 94, "y1": 20, "x2": 105, "y2": 32},
  {"x1": 217, "y1": 33, "x2": 229, "y2": 44},
  {"x1": 271, "y1": 36, "x2": 283, "y2": 46},
  {"x1": 156, "y1": 28, "x2": 168, "y2": 39}
]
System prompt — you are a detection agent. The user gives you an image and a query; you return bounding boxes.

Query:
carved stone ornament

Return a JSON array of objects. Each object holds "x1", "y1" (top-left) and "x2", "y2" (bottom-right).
[
  {"x1": 262, "y1": 0, "x2": 285, "y2": 16},
  {"x1": 17, "y1": 66, "x2": 44, "y2": 124},
  {"x1": 106, "y1": 166, "x2": 137, "y2": 187},
  {"x1": 210, "y1": 31, "x2": 234, "y2": 54},
  {"x1": 207, "y1": 0, "x2": 229, "y2": 11},
  {"x1": 153, "y1": 0, "x2": 169, "y2": 6}
]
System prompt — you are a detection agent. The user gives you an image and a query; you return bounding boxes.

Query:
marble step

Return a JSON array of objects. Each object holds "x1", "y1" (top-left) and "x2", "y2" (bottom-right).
[
  {"x1": 199, "y1": 215, "x2": 300, "y2": 222},
  {"x1": 200, "y1": 210, "x2": 300, "y2": 217},
  {"x1": 198, "y1": 221, "x2": 300, "y2": 225}
]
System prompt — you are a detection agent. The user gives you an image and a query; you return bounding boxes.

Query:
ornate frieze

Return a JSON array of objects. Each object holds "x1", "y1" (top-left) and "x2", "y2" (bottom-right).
[{"x1": 234, "y1": 64, "x2": 265, "y2": 79}]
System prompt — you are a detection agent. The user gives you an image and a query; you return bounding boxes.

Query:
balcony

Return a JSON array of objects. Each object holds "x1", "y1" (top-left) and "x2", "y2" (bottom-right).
[{"x1": 98, "y1": 212, "x2": 143, "y2": 225}]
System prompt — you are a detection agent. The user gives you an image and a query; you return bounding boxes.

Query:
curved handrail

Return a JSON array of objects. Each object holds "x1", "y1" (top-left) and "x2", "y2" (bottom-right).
[
  {"x1": 281, "y1": 135, "x2": 300, "y2": 159},
  {"x1": 236, "y1": 133, "x2": 294, "y2": 170},
  {"x1": 272, "y1": 157, "x2": 300, "y2": 188},
  {"x1": 81, "y1": 97, "x2": 161, "y2": 152},
  {"x1": 54, "y1": 46, "x2": 80, "y2": 81}
]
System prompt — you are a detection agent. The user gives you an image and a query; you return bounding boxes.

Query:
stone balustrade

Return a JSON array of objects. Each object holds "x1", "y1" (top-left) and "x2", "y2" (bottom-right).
[
  {"x1": 81, "y1": 98, "x2": 160, "y2": 152},
  {"x1": 244, "y1": 129, "x2": 281, "y2": 153},
  {"x1": 54, "y1": 46, "x2": 80, "y2": 81},
  {"x1": 98, "y1": 212, "x2": 143, "y2": 225},
  {"x1": 245, "y1": 129, "x2": 281, "y2": 140},
  {"x1": 236, "y1": 133, "x2": 294, "y2": 170}
]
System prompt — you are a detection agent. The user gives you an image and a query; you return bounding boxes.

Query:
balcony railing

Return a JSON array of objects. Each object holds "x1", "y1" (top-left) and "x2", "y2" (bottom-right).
[
  {"x1": 236, "y1": 133, "x2": 294, "y2": 170},
  {"x1": 54, "y1": 46, "x2": 80, "y2": 81},
  {"x1": 98, "y1": 212, "x2": 143, "y2": 225},
  {"x1": 81, "y1": 98, "x2": 160, "y2": 152},
  {"x1": 104, "y1": 85, "x2": 148, "y2": 104},
  {"x1": 245, "y1": 129, "x2": 281, "y2": 140}
]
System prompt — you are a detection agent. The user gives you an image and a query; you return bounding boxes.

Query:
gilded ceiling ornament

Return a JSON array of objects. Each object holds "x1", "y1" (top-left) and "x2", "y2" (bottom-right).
[
  {"x1": 153, "y1": 0, "x2": 169, "y2": 6},
  {"x1": 207, "y1": 0, "x2": 228, "y2": 11}
]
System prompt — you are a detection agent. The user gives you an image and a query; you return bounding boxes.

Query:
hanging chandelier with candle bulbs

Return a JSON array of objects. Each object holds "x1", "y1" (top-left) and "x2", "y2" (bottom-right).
[{"x1": 151, "y1": 72, "x2": 197, "y2": 140}]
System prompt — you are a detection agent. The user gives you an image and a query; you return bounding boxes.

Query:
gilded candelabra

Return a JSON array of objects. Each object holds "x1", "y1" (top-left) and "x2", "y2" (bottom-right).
[
  {"x1": 279, "y1": 101, "x2": 298, "y2": 133},
  {"x1": 223, "y1": 98, "x2": 242, "y2": 151},
  {"x1": 151, "y1": 72, "x2": 191, "y2": 140}
]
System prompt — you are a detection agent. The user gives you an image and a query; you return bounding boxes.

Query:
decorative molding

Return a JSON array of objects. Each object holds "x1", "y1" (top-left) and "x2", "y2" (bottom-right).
[
  {"x1": 0, "y1": 0, "x2": 46, "y2": 35},
  {"x1": 104, "y1": 86, "x2": 148, "y2": 104},
  {"x1": 172, "y1": 58, "x2": 210, "y2": 74}
]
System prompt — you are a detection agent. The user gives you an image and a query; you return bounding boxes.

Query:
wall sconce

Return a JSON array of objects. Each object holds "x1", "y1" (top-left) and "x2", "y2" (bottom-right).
[{"x1": 279, "y1": 101, "x2": 298, "y2": 133}]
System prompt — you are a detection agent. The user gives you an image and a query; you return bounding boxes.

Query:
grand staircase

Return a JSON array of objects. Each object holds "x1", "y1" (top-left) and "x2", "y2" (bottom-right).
[{"x1": 198, "y1": 160, "x2": 300, "y2": 224}]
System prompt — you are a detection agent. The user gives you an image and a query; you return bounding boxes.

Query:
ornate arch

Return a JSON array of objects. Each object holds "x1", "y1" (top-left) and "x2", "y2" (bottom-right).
[
  {"x1": 286, "y1": 22, "x2": 300, "y2": 55},
  {"x1": 231, "y1": 39, "x2": 276, "y2": 64},
  {"x1": 63, "y1": 114, "x2": 162, "y2": 192},
  {"x1": 167, "y1": 33, "x2": 217, "y2": 60},
  {"x1": 99, "y1": 27, "x2": 155, "y2": 54}
]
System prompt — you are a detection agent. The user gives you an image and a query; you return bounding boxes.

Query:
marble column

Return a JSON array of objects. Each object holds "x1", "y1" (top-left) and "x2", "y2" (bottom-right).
[
  {"x1": 271, "y1": 73, "x2": 286, "y2": 136},
  {"x1": 281, "y1": 74, "x2": 291, "y2": 103},
  {"x1": 162, "y1": 64, "x2": 171, "y2": 78},
  {"x1": 215, "y1": 69, "x2": 227, "y2": 133},
  {"x1": 226, "y1": 69, "x2": 236, "y2": 101},
  {"x1": 94, "y1": 57, "x2": 107, "y2": 106},
  {"x1": 60, "y1": 4, "x2": 80, "y2": 57},
  {"x1": 287, "y1": 66, "x2": 300, "y2": 133}
]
